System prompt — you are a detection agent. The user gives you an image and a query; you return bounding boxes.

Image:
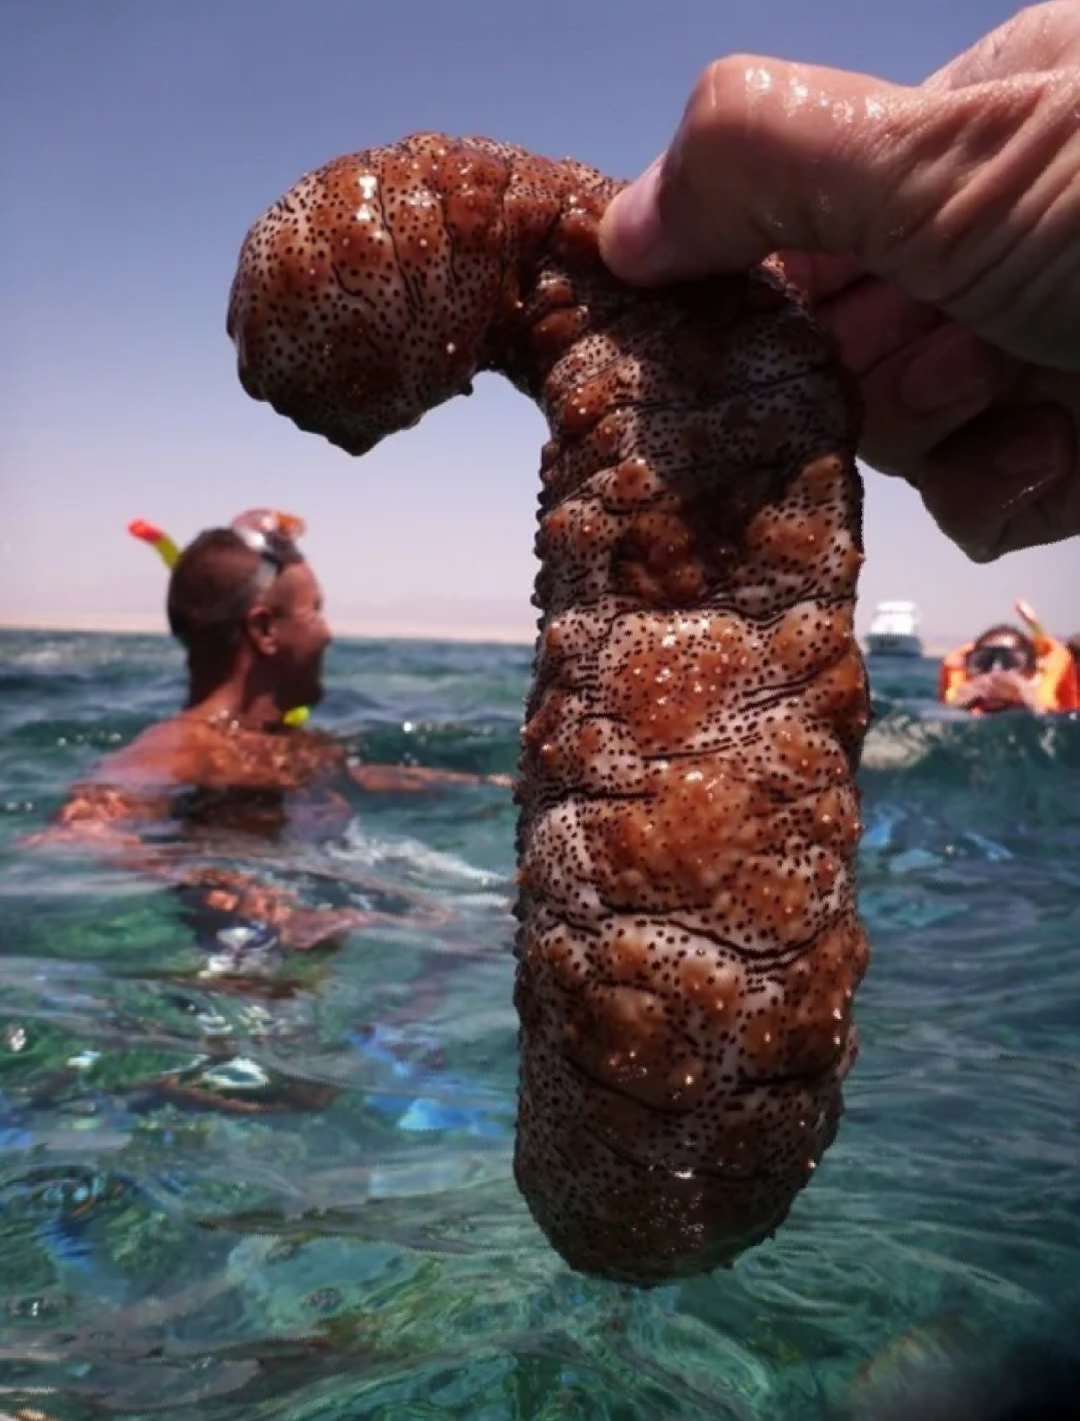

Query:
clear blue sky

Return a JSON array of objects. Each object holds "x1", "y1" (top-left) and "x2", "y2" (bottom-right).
[{"x1": 3, "y1": 0, "x2": 1075, "y2": 642}]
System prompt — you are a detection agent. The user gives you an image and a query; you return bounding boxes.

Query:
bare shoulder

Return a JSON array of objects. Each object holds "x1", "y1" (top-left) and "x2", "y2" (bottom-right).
[
  {"x1": 173, "y1": 720, "x2": 344, "y2": 789},
  {"x1": 37, "y1": 721, "x2": 187, "y2": 838},
  {"x1": 93, "y1": 717, "x2": 207, "y2": 787},
  {"x1": 59, "y1": 717, "x2": 344, "y2": 813}
]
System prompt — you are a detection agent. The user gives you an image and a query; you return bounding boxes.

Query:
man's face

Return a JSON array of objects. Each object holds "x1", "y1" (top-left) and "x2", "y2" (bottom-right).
[{"x1": 263, "y1": 561, "x2": 331, "y2": 709}]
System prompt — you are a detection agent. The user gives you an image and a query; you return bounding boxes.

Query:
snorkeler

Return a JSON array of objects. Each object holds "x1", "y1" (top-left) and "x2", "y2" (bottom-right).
[
  {"x1": 33, "y1": 509, "x2": 512, "y2": 948},
  {"x1": 938, "y1": 603, "x2": 1079, "y2": 716}
]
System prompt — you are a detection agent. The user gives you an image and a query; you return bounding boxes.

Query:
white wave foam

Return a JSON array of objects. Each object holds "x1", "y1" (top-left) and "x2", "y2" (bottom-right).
[{"x1": 329, "y1": 820, "x2": 507, "y2": 892}]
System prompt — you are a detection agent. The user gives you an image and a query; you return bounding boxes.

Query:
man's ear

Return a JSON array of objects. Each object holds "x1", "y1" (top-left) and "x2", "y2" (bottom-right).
[{"x1": 244, "y1": 602, "x2": 277, "y2": 656}]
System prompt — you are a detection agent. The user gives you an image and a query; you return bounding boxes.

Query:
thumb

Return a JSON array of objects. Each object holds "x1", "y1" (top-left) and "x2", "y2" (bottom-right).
[{"x1": 600, "y1": 57, "x2": 925, "y2": 285}]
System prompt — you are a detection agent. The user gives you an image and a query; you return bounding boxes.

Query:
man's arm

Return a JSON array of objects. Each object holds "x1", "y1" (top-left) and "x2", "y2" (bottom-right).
[
  {"x1": 346, "y1": 761, "x2": 513, "y2": 793},
  {"x1": 26, "y1": 776, "x2": 365, "y2": 951}
]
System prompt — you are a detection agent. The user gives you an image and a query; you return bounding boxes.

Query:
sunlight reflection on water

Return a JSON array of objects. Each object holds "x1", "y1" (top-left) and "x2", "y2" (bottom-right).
[{"x1": 0, "y1": 633, "x2": 1076, "y2": 1418}]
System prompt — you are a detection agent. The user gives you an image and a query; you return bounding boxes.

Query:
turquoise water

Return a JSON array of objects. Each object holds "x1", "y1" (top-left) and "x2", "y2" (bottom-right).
[{"x1": 0, "y1": 628, "x2": 1077, "y2": 1420}]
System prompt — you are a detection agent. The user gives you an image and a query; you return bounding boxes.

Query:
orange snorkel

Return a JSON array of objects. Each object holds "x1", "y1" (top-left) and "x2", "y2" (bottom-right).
[
  {"x1": 1015, "y1": 599, "x2": 1052, "y2": 659},
  {"x1": 127, "y1": 516, "x2": 311, "y2": 727}
]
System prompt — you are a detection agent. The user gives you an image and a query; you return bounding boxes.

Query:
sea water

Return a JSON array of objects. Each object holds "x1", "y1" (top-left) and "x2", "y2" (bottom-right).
[{"x1": 0, "y1": 629, "x2": 1077, "y2": 1419}]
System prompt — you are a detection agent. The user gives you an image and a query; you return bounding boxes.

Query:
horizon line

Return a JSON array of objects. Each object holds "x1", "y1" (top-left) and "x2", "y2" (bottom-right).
[
  {"x1": 0, "y1": 609, "x2": 538, "y2": 647},
  {"x1": 0, "y1": 610, "x2": 959, "y2": 657}
]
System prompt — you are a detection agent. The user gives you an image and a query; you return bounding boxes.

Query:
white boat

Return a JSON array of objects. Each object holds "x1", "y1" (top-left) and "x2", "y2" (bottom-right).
[{"x1": 865, "y1": 600, "x2": 924, "y2": 658}]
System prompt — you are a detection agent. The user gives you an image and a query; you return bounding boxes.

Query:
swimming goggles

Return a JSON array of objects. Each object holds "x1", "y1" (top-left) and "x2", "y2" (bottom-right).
[
  {"x1": 965, "y1": 642, "x2": 1029, "y2": 677},
  {"x1": 230, "y1": 508, "x2": 307, "y2": 570}
]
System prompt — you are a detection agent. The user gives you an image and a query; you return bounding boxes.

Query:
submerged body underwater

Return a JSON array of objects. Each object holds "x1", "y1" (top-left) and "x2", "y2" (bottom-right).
[{"x1": 0, "y1": 628, "x2": 1077, "y2": 1420}]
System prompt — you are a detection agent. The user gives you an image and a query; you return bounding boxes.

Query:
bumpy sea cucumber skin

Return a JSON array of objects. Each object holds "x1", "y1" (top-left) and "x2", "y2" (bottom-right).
[{"x1": 227, "y1": 132, "x2": 871, "y2": 1285}]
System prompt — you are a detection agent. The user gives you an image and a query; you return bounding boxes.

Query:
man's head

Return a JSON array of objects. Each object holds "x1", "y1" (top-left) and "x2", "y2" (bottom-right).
[
  {"x1": 965, "y1": 623, "x2": 1037, "y2": 680},
  {"x1": 167, "y1": 515, "x2": 330, "y2": 714}
]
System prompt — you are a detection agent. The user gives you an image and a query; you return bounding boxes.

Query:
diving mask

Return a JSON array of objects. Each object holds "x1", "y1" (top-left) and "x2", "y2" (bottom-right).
[
  {"x1": 229, "y1": 508, "x2": 307, "y2": 569},
  {"x1": 965, "y1": 642, "x2": 1031, "y2": 677}
]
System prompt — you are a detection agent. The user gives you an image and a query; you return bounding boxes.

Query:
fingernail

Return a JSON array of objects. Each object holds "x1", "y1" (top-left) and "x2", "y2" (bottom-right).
[
  {"x1": 600, "y1": 159, "x2": 678, "y2": 282},
  {"x1": 900, "y1": 328, "x2": 999, "y2": 412},
  {"x1": 992, "y1": 429, "x2": 1059, "y2": 488},
  {"x1": 962, "y1": 431, "x2": 1061, "y2": 560}
]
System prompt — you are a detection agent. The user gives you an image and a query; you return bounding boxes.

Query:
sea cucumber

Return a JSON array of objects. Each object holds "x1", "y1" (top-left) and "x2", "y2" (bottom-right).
[{"x1": 226, "y1": 132, "x2": 870, "y2": 1285}]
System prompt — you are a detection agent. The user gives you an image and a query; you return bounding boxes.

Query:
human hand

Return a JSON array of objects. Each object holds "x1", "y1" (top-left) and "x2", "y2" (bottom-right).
[
  {"x1": 276, "y1": 906, "x2": 362, "y2": 951},
  {"x1": 599, "y1": 1, "x2": 1080, "y2": 561},
  {"x1": 953, "y1": 669, "x2": 1038, "y2": 712},
  {"x1": 200, "y1": 877, "x2": 361, "y2": 950}
]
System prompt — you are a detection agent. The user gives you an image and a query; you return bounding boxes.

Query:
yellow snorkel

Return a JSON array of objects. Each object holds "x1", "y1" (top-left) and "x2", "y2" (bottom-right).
[{"x1": 128, "y1": 516, "x2": 311, "y2": 727}]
